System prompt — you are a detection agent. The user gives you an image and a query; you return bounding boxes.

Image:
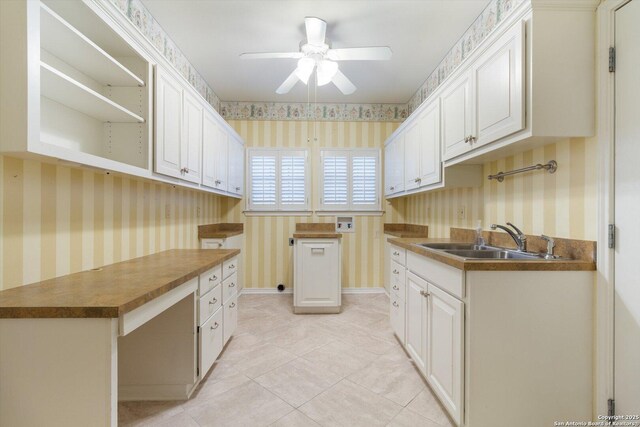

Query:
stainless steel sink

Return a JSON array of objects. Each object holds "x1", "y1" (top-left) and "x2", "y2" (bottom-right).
[
  {"x1": 443, "y1": 249, "x2": 544, "y2": 260},
  {"x1": 418, "y1": 242, "x2": 490, "y2": 250}
]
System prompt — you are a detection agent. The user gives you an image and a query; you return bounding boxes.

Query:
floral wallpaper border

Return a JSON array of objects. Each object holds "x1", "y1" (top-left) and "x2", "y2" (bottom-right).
[
  {"x1": 407, "y1": 0, "x2": 525, "y2": 113},
  {"x1": 220, "y1": 102, "x2": 408, "y2": 122},
  {"x1": 106, "y1": 0, "x2": 524, "y2": 121},
  {"x1": 107, "y1": 0, "x2": 221, "y2": 111}
]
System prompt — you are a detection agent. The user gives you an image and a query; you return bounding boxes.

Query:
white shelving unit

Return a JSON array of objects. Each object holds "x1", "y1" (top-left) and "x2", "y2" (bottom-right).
[
  {"x1": 40, "y1": 4, "x2": 144, "y2": 88},
  {"x1": 40, "y1": 62, "x2": 144, "y2": 123}
]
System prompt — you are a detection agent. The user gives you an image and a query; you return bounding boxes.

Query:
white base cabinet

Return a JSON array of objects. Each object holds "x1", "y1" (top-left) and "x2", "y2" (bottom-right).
[{"x1": 294, "y1": 238, "x2": 341, "y2": 313}]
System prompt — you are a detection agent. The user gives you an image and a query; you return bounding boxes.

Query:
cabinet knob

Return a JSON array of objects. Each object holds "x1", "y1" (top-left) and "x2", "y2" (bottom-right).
[
  {"x1": 420, "y1": 290, "x2": 425, "y2": 296},
  {"x1": 229, "y1": 302, "x2": 236, "y2": 308},
  {"x1": 209, "y1": 298, "x2": 217, "y2": 305},
  {"x1": 392, "y1": 301, "x2": 399, "y2": 307},
  {"x1": 390, "y1": 186, "x2": 395, "y2": 191},
  {"x1": 393, "y1": 285, "x2": 399, "y2": 290},
  {"x1": 209, "y1": 275, "x2": 217, "y2": 281},
  {"x1": 215, "y1": 179, "x2": 221, "y2": 185},
  {"x1": 235, "y1": 186, "x2": 241, "y2": 191},
  {"x1": 392, "y1": 269, "x2": 399, "y2": 274},
  {"x1": 229, "y1": 282, "x2": 236, "y2": 288},
  {"x1": 211, "y1": 322, "x2": 219, "y2": 330},
  {"x1": 229, "y1": 264, "x2": 235, "y2": 269},
  {"x1": 393, "y1": 251, "x2": 399, "y2": 256}
]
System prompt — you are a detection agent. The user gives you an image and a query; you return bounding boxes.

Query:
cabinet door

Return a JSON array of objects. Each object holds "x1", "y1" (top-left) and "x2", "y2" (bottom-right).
[
  {"x1": 182, "y1": 91, "x2": 203, "y2": 184},
  {"x1": 390, "y1": 295, "x2": 405, "y2": 345},
  {"x1": 227, "y1": 136, "x2": 244, "y2": 196},
  {"x1": 295, "y1": 239, "x2": 341, "y2": 308},
  {"x1": 154, "y1": 67, "x2": 183, "y2": 179},
  {"x1": 426, "y1": 283, "x2": 464, "y2": 426},
  {"x1": 223, "y1": 294, "x2": 238, "y2": 344},
  {"x1": 404, "y1": 120, "x2": 420, "y2": 191},
  {"x1": 393, "y1": 136, "x2": 405, "y2": 193},
  {"x1": 202, "y1": 111, "x2": 218, "y2": 188},
  {"x1": 199, "y1": 307, "x2": 223, "y2": 378},
  {"x1": 384, "y1": 142, "x2": 393, "y2": 196},
  {"x1": 418, "y1": 100, "x2": 442, "y2": 187},
  {"x1": 405, "y1": 272, "x2": 428, "y2": 372},
  {"x1": 473, "y1": 21, "x2": 524, "y2": 148},
  {"x1": 441, "y1": 71, "x2": 473, "y2": 161}
]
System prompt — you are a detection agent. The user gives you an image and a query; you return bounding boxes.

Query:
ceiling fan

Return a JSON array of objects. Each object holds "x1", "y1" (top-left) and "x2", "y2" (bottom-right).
[{"x1": 239, "y1": 17, "x2": 392, "y2": 95}]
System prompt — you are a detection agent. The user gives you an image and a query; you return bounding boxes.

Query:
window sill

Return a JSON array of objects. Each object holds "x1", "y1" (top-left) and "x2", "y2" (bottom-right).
[
  {"x1": 315, "y1": 210, "x2": 385, "y2": 217},
  {"x1": 243, "y1": 210, "x2": 313, "y2": 217}
]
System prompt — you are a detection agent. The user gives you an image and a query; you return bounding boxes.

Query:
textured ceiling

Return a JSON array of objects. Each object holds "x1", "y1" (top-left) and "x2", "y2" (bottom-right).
[{"x1": 141, "y1": 0, "x2": 491, "y2": 103}]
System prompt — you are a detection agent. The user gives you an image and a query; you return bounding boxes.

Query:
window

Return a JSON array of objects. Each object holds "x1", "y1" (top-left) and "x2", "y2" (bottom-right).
[
  {"x1": 319, "y1": 149, "x2": 380, "y2": 212},
  {"x1": 248, "y1": 148, "x2": 309, "y2": 212}
]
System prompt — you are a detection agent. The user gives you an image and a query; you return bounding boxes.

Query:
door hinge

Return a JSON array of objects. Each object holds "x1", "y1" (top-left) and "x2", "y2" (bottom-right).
[
  {"x1": 608, "y1": 398, "x2": 615, "y2": 417},
  {"x1": 609, "y1": 47, "x2": 616, "y2": 72},
  {"x1": 608, "y1": 224, "x2": 616, "y2": 249}
]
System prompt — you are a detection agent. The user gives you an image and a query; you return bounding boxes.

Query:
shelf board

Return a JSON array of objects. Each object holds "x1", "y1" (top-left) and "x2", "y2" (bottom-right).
[
  {"x1": 41, "y1": 62, "x2": 145, "y2": 123},
  {"x1": 40, "y1": 4, "x2": 144, "y2": 88}
]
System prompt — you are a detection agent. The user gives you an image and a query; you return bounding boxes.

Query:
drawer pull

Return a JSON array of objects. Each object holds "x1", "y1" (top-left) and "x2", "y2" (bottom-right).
[
  {"x1": 392, "y1": 285, "x2": 399, "y2": 291},
  {"x1": 235, "y1": 186, "x2": 241, "y2": 191},
  {"x1": 209, "y1": 298, "x2": 217, "y2": 305},
  {"x1": 211, "y1": 322, "x2": 219, "y2": 330},
  {"x1": 209, "y1": 275, "x2": 217, "y2": 282},
  {"x1": 393, "y1": 251, "x2": 400, "y2": 256},
  {"x1": 420, "y1": 290, "x2": 426, "y2": 296},
  {"x1": 229, "y1": 282, "x2": 236, "y2": 288},
  {"x1": 392, "y1": 301, "x2": 399, "y2": 307},
  {"x1": 420, "y1": 290, "x2": 430, "y2": 298},
  {"x1": 392, "y1": 269, "x2": 399, "y2": 274},
  {"x1": 228, "y1": 264, "x2": 235, "y2": 269},
  {"x1": 229, "y1": 302, "x2": 236, "y2": 308}
]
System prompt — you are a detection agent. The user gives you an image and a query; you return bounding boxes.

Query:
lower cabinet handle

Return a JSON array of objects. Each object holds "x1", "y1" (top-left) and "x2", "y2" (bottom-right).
[
  {"x1": 392, "y1": 301, "x2": 399, "y2": 307},
  {"x1": 209, "y1": 275, "x2": 217, "y2": 282},
  {"x1": 393, "y1": 269, "x2": 399, "y2": 274},
  {"x1": 211, "y1": 322, "x2": 219, "y2": 330},
  {"x1": 420, "y1": 290, "x2": 426, "y2": 296},
  {"x1": 209, "y1": 298, "x2": 217, "y2": 305},
  {"x1": 393, "y1": 285, "x2": 399, "y2": 290},
  {"x1": 235, "y1": 186, "x2": 241, "y2": 191},
  {"x1": 229, "y1": 264, "x2": 235, "y2": 269},
  {"x1": 230, "y1": 302, "x2": 236, "y2": 308},
  {"x1": 229, "y1": 282, "x2": 236, "y2": 287},
  {"x1": 393, "y1": 251, "x2": 399, "y2": 256}
]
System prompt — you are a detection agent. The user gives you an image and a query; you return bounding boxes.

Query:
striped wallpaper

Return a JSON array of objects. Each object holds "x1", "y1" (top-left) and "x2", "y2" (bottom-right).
[
  {"x1": 222, "y1": 120, "x2": 401, "y2": 290},
  {"x1": 402, "y1": 137, "x2": 598, "y2": 241},
  {"x1": 0, "y1": 156, "x2": 224, "y2": 290}
]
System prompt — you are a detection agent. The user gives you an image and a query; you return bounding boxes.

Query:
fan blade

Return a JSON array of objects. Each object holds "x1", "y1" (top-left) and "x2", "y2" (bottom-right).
[
  {"x1": 305, "y1": 17, "x2": 327, "y2": 46},
  {"x1": 327, "y1": 47, "x2": 392, "y2": 61},
  {"x1": 276, "y1": 70, "x2": 300, "y2": 94},
  {"x1": 240, "y1": 52, "x2": 303, "y2": 59},
  {"x1": 331, "y1": 69, "x2": 356, "y2": 95}
]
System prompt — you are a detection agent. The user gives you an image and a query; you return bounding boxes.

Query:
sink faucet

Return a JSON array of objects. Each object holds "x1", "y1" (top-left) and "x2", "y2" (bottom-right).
[{"x1": 490, "y1": 222, "x2": 527, "y2": 251}]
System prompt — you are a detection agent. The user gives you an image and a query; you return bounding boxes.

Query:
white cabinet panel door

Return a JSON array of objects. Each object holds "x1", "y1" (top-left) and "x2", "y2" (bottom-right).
[
  {"x1": 295, "y1": 239, "x2": 341, "y2": 309},
  {"x1": 392, "y1": 136, "x2": 405, "y2": 194},
  {"x1": 199, "y1": 307, "x2": 223, "y2": 377},
  {"x1": 384, "y1": 142, "x2": 393, "y2": 196},
  {"x1": 404, "y1": 120, "x2": 420, "y2": 191},
  {"x1": 223, "y1": 294, "x2": 238, "y2": 344},
  {"x1": 418, "y1": 100, "x2": 442, "y2": 187},
  {"x1": 405, "y1": 272, "x2": 427, "y2": 372},
  {"x1": 390, "y1": 295, "x2": 405, "y2": 345},
  {"x1": 426, "y1": 283, "x2": 464, "y2": 426},
  {"x1": 473, "y1": 21, "x2": 524, "y2": 147},
  {"x1": 202, "y1": 112, "x2": 227, "y2": 191},
  {"x1": 442, "y1": 72, "x2": 473, "y2": 161},
  {"x1": 154, "y1": 67, "x2": 182, "y2": 179},
  {"x1": 181, "y1": 91, "x2": 203, "y2": 184},
  {"x1": 227, "y1": 136, "x2": 244, "y2": 196}
]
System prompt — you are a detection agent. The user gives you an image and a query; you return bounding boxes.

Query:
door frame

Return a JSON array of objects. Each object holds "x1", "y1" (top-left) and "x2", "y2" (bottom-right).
[{"x1": 595, "y1": 0, "x2": 633, "y2": 417}]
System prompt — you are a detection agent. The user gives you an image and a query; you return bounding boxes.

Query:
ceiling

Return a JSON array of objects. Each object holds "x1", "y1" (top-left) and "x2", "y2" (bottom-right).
[{"x1": 141, "y1": 0, "x2": 491, "y2": 104}]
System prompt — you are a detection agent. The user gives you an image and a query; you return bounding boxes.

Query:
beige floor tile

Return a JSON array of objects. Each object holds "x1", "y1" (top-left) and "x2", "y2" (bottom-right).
[
  {"x1": 183, "y1": 371, "x2": 252, "y2": 410},
  {"x1": 300, "y1": 339, "x2": 380, "y2": 378},
  {"x1": 231, "y1": 342, "x2": 298, "y2": 378},
  {"x1": 348, "y1": 355, "x2": 426, "y2": 406},
  {"x1": 269, "y1": 410, "x2": 320, "y2": 427},
  {"x1": 406, "y1": 388, "x2": 453, "y2": 426},
  {"x1": 334, "y1": 306, "x2": 388, "y2": 325},
  {"x1": 255, "y1": 357, "x2": 343, "y2": 407},
  {"x1": 217, "y1": 333, "x2": 264, "y2": 362},
  {"x1": 335, "y1": 329, "x2": 399, "y2": 356},
  {"x1": 298, "y1": 379, "x2": 402, "y2": 427},
  {"x1": 386, "y1": 407, "x2": 443, "y2": 427},
  {"x1": 118, "y1": 401, "x2": 184, "y2": 427},
  {"x1": 268, "y1": 323, "x2": 336, "y2": 355},
  {"x1": 187, "y1": 381, "x2": 294, "y2": 426}
]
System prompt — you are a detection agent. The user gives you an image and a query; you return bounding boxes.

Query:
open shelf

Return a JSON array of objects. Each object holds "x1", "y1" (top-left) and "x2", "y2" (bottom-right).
[
  {"x1": 40, "y1": 3, "x2": 144, "y2": 88},
  {"x1": 41, "y1": 62, "x2": 145, "y2": 123}
]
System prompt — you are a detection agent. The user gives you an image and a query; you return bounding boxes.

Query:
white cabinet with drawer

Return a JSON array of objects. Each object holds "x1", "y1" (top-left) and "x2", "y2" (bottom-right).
[
  {"x1": 389, "y1": 294, "x2": 405, "y2": 345},
  {"x1": 199, "y1": 307, "x2": 224, "y2": 377},
  {"x1": 198, "y1": 285, "x2": 222, "y2": 326},
  {"x1": 223, "y1": 256, "x2": 239, "y2": 280},
  {"x1": 390, "y1": 245, "x2": 406, "y2": 266},
  {"x1": 223, "y1": 294, "x2": 238, "y2": 344},
  {"x1": 294, "y1": 238, "x2": 342, "y2": 313},
  {"x1": 222, "y1": 272, "x2": 238, "y2": 303},
  {"x1": 199, "y1": 265, "x2": 222, "y2": 296},
  {"x1": 390, "y1": 260, "x2": 406, "y2": 297}
]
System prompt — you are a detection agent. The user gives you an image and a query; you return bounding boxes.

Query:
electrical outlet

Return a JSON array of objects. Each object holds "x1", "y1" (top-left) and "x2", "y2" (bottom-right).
[
  {"x1": 165, "y1": 204, "x2": 171, "y2": 219},
  {"x1": 457, "y1": 205, "x2": 466, "y2": 220}
]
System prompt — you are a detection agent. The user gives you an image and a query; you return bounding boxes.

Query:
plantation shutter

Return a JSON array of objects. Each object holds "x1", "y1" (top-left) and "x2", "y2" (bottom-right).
[
  {"x1": 322, "y1": 151, "x2": 349, "y2": 209},
  {"x1": 281, "y1": 151, "x2": 307, "y2": 209},
  {"x1": 352, "y1": 153, "x2": 378, "y2": 209},
  {"x1": 249, "y1": 151, "x2": 277, "y2": 210}
]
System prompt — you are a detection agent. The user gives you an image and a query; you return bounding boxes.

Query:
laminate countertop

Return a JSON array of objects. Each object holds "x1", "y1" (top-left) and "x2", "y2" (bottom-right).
[
  {"x1": 0, "y1": 249, "x2": 239, "y2": 319},
  {"x1": 388, "y1": 237, "x2": 596, "y2": 272},
  {"x1": 198, "y1": 223, "x2": 243, "y2": 239}
]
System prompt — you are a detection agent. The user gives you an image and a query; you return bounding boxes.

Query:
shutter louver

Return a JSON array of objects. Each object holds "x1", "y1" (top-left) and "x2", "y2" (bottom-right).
[
  {"x1": 352, "y1": 155, "x2": 377, "y2": 205},
  {"x1": 323, "y1": 154, "x2": 348, "y2": 206},
  {"x1": 250, "y1": 154, "x2": 276, "y2": 207},
  {"x1": 281, "y1": 155, "x2": 306, "y2": 206}
]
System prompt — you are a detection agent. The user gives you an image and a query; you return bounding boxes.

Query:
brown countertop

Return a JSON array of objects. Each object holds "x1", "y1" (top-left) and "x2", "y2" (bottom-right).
[
  {"x1": 293, "y1": 222, "x2": 342, "y2": 239},
  {"x1": 388, "y1": 237, "x2": 596, "y2": 272},
  {"x1": 0, "y1": 249, "x2": 240, "y2": 319},
  {"x1": 384, "y1": 223, "x2": 429, "y2": 238},
  {"x1": 198, "y1": 223, "x2": 243, "y2": 239}
]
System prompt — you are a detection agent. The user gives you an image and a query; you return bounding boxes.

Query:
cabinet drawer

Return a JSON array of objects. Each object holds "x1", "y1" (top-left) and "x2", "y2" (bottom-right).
[
  {"x1": 390, "y1": 260, "x2": 406, "y2": 298},
  {"x1": 390, "y1": 245, "x2": 406, "y2": 266},
  {"x1": 199, "y1": 307, "x2": 223, "y2": 378},
  {"x1": 390, "y1": 295, "x2": 405, "y2": 345},
  {"x1": 199, "y1": 264, "x2": 222, "y2": 296},
  {"x1": 198, "y1": 284, "x2": 222, "y2": 326},
  {"x1": 407, "y1": 251, "x2": 465, "y2": 299},
  {"x1": 223, "y1": 256, "x2": 238, "y2": 279},
  {"x1": 222, "y1": 272, "x2": 238, "y2": 302},
  {"x1": 223, "y1": 293, "x2": 238, "y2": 344}
]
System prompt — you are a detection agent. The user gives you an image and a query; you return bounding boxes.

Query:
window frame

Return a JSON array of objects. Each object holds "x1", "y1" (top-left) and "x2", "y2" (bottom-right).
[
  {"x1": 246, "y1": 147, "x2": 310, "y2": 213},
  {"x1": 318, "y1": 148, "x2": 381, "y2": 213}
]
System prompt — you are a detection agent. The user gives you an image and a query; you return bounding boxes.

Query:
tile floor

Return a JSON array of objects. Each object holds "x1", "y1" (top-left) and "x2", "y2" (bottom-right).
[{"x1": 119, "y1": 293, "x2": 454, "y2": 427}]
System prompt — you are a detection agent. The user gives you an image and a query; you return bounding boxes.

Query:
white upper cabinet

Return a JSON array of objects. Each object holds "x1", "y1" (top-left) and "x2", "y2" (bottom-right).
[
  {"x1": 472, "y1": 21, "x2": 524, "y2": 149},
  {"x1": 384, "y1": 135, "x2": 405, "y2": 196},
  {"x1": 202, "y1": 110, "x2": 227, "y2": 191},
  {"x1": 441, "y1": 72, "x2": 474, "y2": 161},
  {"x1": 418, "y1": 100, "x2": 442, "y2": 187},
  {"x1": 403, "y1": 120, "x2": 421, "y2": 191},
  {"x1": 227, "y1": 135, "x2": 244, "y2": 196},
  {"x1": 182, "y1": 90, "x2": 203, "y2": 184},
  {"x1": 154, "y1": 66, "x2": 183, "y2": 179}
]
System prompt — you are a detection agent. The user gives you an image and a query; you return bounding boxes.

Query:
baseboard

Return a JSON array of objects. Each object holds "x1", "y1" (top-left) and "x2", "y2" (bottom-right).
[
  {"x1": 118, "y1": 382, "x2": 196, "y2": 401},
  {"x1": 240, "y1": 287, "x2": 386, "y2": 295}
]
